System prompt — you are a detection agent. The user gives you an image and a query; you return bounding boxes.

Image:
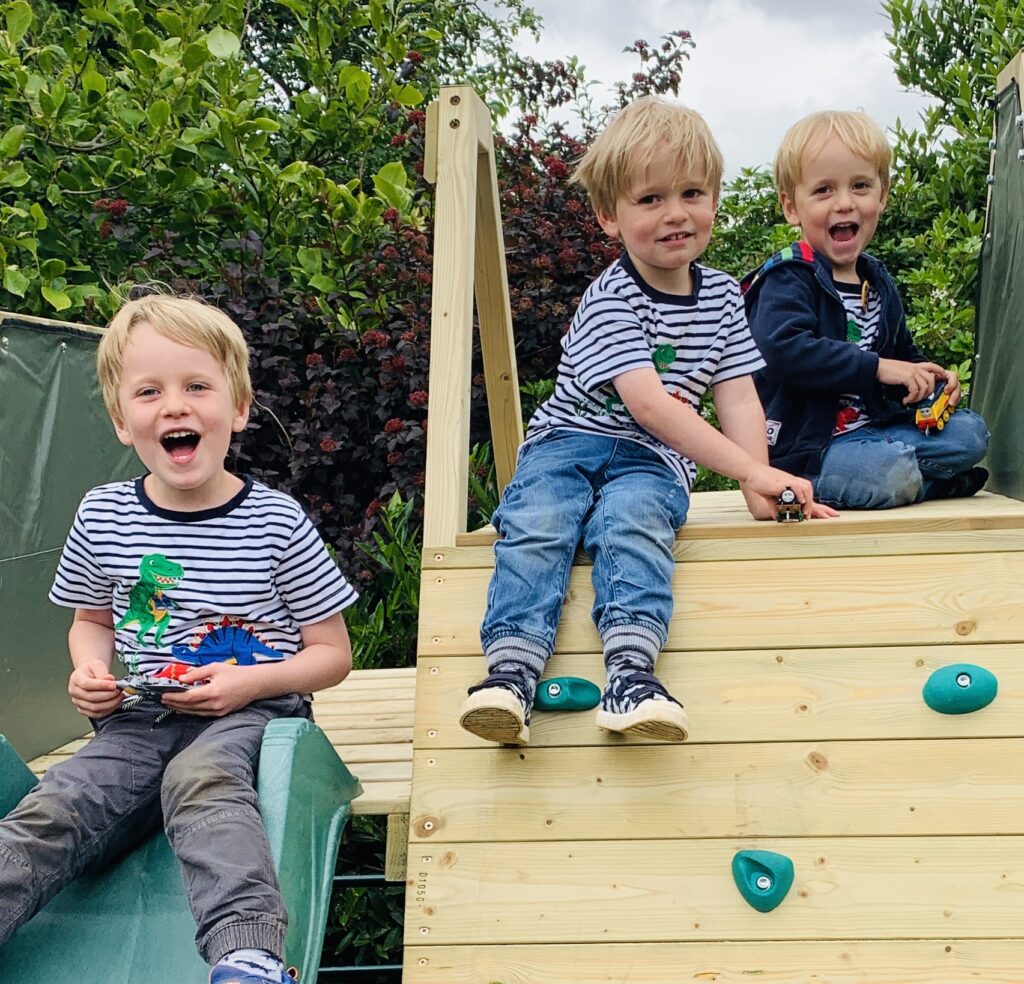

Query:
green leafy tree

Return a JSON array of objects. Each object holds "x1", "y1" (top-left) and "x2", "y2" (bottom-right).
[
  {"x1": 0, "y1": 0, "x2": 534, "y2": 321},
  {"x1": 880, "y1": 0, "x2": 1024, "y2": 374}
]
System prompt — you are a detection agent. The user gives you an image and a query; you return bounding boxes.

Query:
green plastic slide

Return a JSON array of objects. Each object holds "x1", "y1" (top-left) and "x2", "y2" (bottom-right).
[{"x1": 0, "y1": 720, "x2": 362, "y2": 982}]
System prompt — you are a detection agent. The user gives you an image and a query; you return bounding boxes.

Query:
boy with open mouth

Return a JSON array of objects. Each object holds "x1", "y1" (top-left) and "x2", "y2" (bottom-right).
[{"x1": 742, "y1": 110, "x2": 989, "y2": 510}]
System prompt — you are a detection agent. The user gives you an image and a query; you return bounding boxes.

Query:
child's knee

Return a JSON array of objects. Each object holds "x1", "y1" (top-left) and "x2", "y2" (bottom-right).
[
  {"x1": 953, "y1": 409, "x2": 990, "y2": 463},
  {"x1": 885, "y1": 449, "x2": 924, "y2": 506}
]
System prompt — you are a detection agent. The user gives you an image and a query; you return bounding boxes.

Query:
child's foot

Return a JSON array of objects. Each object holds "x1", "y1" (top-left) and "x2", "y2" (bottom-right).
[
  {"x1": 929, "y1": 465, "x2": 988, "y2": 500},
  {"x1": 459, "y1": 670, "x2": 534, "y2": 745},
  {"x1": 209, "y1": 949, "x2": 293, "y2": 984},
  {"x1": 595, "y1": 670, "x2": 689, "y2": 742}
]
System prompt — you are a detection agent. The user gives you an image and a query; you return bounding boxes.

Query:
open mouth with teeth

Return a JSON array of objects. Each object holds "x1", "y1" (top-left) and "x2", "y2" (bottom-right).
[
  {"x1": 161, "y1": 430, "x2": 200, "y2": 462},
  {"x1": 829, "y1": 222, "x2": 859, "y2": 245},
  {"x1": 659, "y1": 231, "x2": 692, "y2": 243}
]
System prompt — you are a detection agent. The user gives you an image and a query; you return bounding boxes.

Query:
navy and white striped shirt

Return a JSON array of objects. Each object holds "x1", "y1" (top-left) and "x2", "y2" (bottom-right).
[
  {"x1": 527, "y1": 254, "x2": 765, "y2": 487},
  {"x1": 832, "y1": 280, "x2": 883, "y2": 436},
  {"x1": 50, "y1": 477, "x2": 357, "y2": 676}
]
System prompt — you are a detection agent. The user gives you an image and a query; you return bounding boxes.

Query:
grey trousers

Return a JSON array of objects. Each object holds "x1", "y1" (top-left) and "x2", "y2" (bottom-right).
[{"x1": 0, "y1": 693, "x2": 310, "y2": 963}]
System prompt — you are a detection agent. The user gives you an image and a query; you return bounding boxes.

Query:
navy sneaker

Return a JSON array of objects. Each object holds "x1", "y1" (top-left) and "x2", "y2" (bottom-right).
[
  {"x1": 928, "y1": 466, "x2": 988, "y2": 501},
  {"x1": 459, "y1": 670, "x2": 534, "y2": 745},
  {"x1": 595, "y1": 670, "x2": 689, "y2": 742}
]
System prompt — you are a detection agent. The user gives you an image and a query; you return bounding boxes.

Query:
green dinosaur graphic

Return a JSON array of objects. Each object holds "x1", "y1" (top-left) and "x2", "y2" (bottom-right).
[
  {"x1": 846, "y1": 318, "x2": 861, "y2": 342},
  {"x1": 115, "y1": 553, "x2": 184, "y2": 645},
  {"x1": 652, "y1": 344, "x2": 676, "y2": 372},
  {"x1": 603, "y1": 343, "x2": 678, "y2": 414}
]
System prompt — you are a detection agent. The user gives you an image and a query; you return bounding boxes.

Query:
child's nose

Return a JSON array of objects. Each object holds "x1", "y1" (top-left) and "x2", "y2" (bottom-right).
[
  {"x1": 666, "y1": 198, "x2": 689, "y2": 221},
  {"x1": 162, "y1": 390, "x2": 188, "y2": 415}
]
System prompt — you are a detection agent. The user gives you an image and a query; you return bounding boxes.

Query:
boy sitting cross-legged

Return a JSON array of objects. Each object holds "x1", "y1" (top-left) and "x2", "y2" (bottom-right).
[
  {"x1": 743, "y1": 110, "x2": 989, "y2": 508},
  {"x1": 0, "y1": 293, "x2": 358, "y2": 984},
  {"x1": 459, "y1": 97, "x2": 836, "y2": 748}
]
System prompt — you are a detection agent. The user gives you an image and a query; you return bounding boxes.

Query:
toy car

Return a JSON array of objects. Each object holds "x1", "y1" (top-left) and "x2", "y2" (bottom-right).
[
  {"x1": 914, "y1": 378, "x2": 954, "y2": 434},
  {"x1": 115, "y1": 662, "x2": 199, "y2": 700},
  {"x1": 775, "y1": 486, "x2": 804, "y2": 523}
]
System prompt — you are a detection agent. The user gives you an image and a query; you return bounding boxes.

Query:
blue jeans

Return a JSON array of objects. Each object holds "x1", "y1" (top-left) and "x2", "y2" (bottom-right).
[
  {"x1": 0, "y1": 694, "x2": 310, "y2": 962},
  {"x1": 814, "y1": 408, "x2": 989, "y2": 509},
  {"x1": 480, "y1": 430, "x2": 690, "y2": 655}
]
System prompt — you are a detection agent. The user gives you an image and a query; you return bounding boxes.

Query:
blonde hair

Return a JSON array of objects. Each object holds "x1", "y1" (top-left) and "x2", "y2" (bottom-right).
[
  {"x1": 774, "y1": 110, "x2": 892, "y2": 200},
  {"x1": 97, "y1": 293, "x2": 253, "y2": 422},
  {"x1": 570, "y1": 97, "x2": 725, "y2": 217}
]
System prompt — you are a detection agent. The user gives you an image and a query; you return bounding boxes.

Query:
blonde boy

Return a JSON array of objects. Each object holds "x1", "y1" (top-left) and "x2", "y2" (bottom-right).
[
  {"x1": 743, "y1": 111, "x2": 989, "y2": 508},
  {"x1": 459, "y1": 97, "x2": 834, "y2": 748},
  {"x1": 0, "y1": 294, "x2": 357, "y2": 984}
]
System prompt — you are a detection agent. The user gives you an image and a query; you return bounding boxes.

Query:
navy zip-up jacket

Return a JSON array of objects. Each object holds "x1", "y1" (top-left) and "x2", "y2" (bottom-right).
[{"x1": 741, "y1": 241, "x2": 925, "y2": 479}]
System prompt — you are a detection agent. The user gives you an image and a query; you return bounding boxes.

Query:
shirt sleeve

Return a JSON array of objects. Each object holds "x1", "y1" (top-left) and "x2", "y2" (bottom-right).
[
  {"x1": 275, "y1": 509, "x2": 359, "y2": 625},
  {"x1": 709, "y1": 282, "x2": 766, "y2": 385},
  {"x1": 48, "y1": 497, "x2": 115, "y2": 610},
  {"x1": 564, "y1": 288, "x2": 654, "y2": 393}
]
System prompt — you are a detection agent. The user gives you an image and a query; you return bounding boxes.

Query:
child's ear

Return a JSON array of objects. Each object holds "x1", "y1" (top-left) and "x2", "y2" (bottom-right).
[
  {"x1": 232, "y1": 400, "x2": 251, "y2": 434},
  {"x1": 595, "y1": 209, "x2": 620, "y2": 241},
  {"x1": 112, "y1": 413, "x2": 133, "y2": 447},
  {"x1": 779, "y1": 192, "x2": 801, "y2": 228}
]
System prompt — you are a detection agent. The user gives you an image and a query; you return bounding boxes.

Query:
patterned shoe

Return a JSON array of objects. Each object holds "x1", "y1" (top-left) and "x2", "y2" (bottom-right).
[
  {"x1": 459, "y1": 670, "x2": 533, "y2": 745},
  {"x1": 595, "y1": 670, "x2": 689, "y2": 742}
]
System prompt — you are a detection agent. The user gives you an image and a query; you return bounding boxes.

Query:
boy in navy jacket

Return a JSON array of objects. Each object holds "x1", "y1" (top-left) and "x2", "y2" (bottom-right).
[{"x1": 743, "y1": 111, "x2": 988, "y2": 508}]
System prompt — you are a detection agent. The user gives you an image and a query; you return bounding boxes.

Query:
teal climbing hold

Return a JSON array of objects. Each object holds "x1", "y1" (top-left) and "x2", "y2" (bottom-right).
[
  {"x1": 922, "y1": 663, "x2": 998, "y2": 714},
  {"x1": 731, "y1": 850, "x2": 794, "y2": 913},
  {"x1": 533, "y1": 676, "x2": 601, "y2": 712}
]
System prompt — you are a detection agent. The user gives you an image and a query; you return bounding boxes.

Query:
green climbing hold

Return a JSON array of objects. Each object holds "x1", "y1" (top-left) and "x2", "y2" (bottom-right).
[
  {"x1": 732, "y1": 850, "x2": 794, "y2": 913},
  {"x1": 922, "y1": 663, "x2": 998, "y2": 715},
  {"x1": 533, "y1": 676, "x2": 601, "y2": 712}
]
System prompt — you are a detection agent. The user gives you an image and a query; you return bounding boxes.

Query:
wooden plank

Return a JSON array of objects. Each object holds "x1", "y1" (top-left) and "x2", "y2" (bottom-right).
[
  {"x1": 418, "y1": 553, "x2": 1024, "y2": 655},
  {"x1": 422, "y1": 85, "x2": 479, "y2": 547},
  {"x1": 451, "y1": 490, "x2": 1024, "y2": 549},
  {"x1": 386, "y1": 813, "x2": 410, "y2": 882},
  {"x1": 996, "y1": 50, "x2": 1024, "y2": 95},
  {"x1": 431, "y1": 526, "x2": 1024, "y2": 567},
  {"x1": 409, "y1": 738, "x2": 1024, "y2": 842},
  {"x1": 353, "y1": 782, "x2": 413, "y2": 816},
  {"x1": 472, "y1": 92, "x2": 522, "y2": 496},
  {"x1": 404, "y1": 939, "x2": 1024, "y2": 984},
  {"x1": 405, "y1": 836, "x2": 1024, "y2": 944},
  {"x1": 414, "y1": 645, "x2": 1024, "y2": 747},
  {"x1": 333, "y1": 742, "x2": 412, "y2": 764}
]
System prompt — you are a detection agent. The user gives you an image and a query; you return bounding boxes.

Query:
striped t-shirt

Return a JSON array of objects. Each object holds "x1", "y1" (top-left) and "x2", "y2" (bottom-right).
[
  {"x1": 50, "y1": 476, "x2": 357, "y2": 676},
  {"x1": 832, "y1": 280, "x2": 883, "y2": 436},
  {"x1": 526, "y1": 254, "x2": 765, "y2": 487}
]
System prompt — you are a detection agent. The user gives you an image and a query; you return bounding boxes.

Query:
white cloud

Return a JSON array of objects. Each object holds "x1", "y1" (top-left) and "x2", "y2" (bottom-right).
[{"x1": 513, "y1": 0, "x2": 934, "y2": 175}]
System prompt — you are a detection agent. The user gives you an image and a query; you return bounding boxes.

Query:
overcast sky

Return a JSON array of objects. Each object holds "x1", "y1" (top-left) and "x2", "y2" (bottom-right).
[{"x1": 513, "y1": 0, "x2": 934, "y2": 178}]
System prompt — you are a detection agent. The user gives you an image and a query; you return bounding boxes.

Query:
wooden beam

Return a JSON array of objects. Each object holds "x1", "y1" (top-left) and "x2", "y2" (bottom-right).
[
  {"x1": 472, "y1": 94, "x2": 523, "y2": 495},
  {"x1": 422, "y1": 86, "x2": 479, "y2": 547}
]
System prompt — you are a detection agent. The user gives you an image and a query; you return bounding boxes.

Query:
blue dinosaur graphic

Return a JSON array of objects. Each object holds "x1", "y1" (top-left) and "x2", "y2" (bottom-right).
[{"x1": 171, "y1": 620, "x2": 285, "y2": 666}]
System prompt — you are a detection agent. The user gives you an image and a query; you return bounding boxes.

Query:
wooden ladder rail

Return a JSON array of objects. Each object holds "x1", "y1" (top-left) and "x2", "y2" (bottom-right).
[{"x1": 421, "y1": 86, "x2": 522, "y2": 550}]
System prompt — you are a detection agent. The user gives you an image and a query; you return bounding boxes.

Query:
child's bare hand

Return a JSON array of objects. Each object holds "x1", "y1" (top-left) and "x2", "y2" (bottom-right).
[
  {"x1": 68, "y1": 659, "x2": 122, "y2": 717},
  {"x1": 740, "y1": 466, "x2": 838, "y2": 521},
  {"x1": 876, "y1": 359, "x2": 946, "y2": 404},
  {"x1": 160, "y1": 661, "x2": 260, "y2": 717},
  {"x1": 939, "y1": 367, "x2": 962, "y2": 407}
]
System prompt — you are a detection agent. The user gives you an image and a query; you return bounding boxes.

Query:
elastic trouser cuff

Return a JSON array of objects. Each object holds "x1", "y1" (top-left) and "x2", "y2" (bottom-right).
[
  {"x1": 201, "y1": 917, "x2": 287, "y2": 965},
  {"x1": 482, "y1": 635, "x2": 549, "y2": 680},
  {"x1": 601, "y1": 622, "x2": 664, "y2": 663}
]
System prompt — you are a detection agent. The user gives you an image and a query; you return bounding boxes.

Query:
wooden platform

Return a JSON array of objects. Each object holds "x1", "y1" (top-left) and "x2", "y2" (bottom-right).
[{"x1": 404, "y1": 490, "x2": 1024, "y2": 982}]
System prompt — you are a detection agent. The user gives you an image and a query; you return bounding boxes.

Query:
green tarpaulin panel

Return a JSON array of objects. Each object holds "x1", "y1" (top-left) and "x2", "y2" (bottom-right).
[
  {"x1": 0, "y1": 314, "x2": 136, "y2": 760},
  {"x1": 974, "y1": 81, "x2": 1024, "y2": 501}
]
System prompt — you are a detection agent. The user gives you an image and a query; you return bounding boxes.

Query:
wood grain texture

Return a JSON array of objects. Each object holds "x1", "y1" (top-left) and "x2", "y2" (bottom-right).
[
  {"x1": 404, "y1": 940, "x2": 1024, "y2": 984},
  {"x1": 404, "y1": 836, "x2": 1024, "y2": 945},
  {"x1": 418, "y1": 552, "x2": 1024, "y2": 655}
]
